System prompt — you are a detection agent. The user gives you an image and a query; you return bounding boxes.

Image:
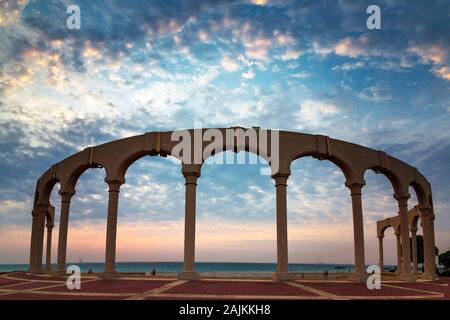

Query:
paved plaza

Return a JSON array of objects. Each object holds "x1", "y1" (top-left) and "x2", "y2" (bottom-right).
[{"x1": 0, "y1": 272, "x2": 448, "y2": 300}]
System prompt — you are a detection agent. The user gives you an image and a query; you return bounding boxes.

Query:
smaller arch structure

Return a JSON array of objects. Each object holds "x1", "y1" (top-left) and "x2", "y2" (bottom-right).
[
  {"x1": 28, "y1": 127, "x2": 437, "y2": 281},
  {"x1": 377, "y1": 205, "x2": 436, "y2": 279}
]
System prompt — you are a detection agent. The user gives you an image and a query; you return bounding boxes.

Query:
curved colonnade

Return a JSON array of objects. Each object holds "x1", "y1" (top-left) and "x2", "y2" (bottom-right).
[{"x1": 28, "y1": 128, "x2": 436, "y2": 281}]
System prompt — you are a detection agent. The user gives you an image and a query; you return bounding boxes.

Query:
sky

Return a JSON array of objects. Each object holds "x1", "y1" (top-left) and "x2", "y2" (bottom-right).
[{"x1": 0, "y1": 0, "x2": 449, "y2": 267}]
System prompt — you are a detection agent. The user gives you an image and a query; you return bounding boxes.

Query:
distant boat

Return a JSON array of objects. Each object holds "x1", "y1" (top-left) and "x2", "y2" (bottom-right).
[{"x1": 78, "y1": 257, "x2": 83, "y2": 264}]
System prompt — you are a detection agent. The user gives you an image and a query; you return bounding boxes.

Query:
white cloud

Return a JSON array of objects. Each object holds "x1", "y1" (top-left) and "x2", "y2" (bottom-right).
[
  {"x1": 290, "y1": 71, "x2": 310, "y2": 78},
  {"x1": 251, "y1": 0, "x2": 269, "y2": 6},
  {"x1": 334, "y1": 36, "x2": 368, "y2": 58},
  {"x1": 221, "y1": 56, "x2": 239, "y2": 72},
  {"x1": 281, "y1": 49, "x2": 301, "y2": 61},
  {"x1": 358, "y1": 85, "x2": 393, "y2": 102},
  {"x1": 332, "y1": 61, "x2": 365, "y2": 71},
  {"x1": 242, "y1": 70, "x2": 255, "y2": 79},
  {"x1": 296, "y1": 100, "x2": 340, "y2": 128},
  {"x1": 435, "y1": 66, "x2": 450, "y2": 81},
  {"x1": 409, "y1": 44, "x2": 450, "y2": 81}
]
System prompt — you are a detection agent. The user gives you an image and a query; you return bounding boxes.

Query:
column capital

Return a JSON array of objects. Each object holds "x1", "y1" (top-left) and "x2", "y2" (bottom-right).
[
  {"x1": 105, "y1": 178, "x2": 125, "y2": 191},
  {"x1": 59, "y1": 191, "x2": 75, "y2": 202},
  {"x1": 183, "y1": 172, "x2": 199, "y2": 185},
  {"x1": 377, "y1": 234, "x2": 384, "y2": 240},
  {"x1": 182, "y1": 164, "x2": 202, "y2": 176},
  {"x1": 32, "y1": 204, "x2": 49, "y2": 217},
  {"x1": 31, "y1": 210, "x2": 40, "y2": 221},
  {"x1": 272, "y1": 173, "x2": 290, "y2": 186},
  {"x1": 345, "y1": 181, "x2": 365, "y2": 195},
  {"x1": 418, "y1": 206, "x2": 435, "y2": 219},
  {"x1": 46, "y1": 223, "x2": 54, "y2": 229},
  {"x1": 393, "y1": 193, "x2": 410, "y2": 206}
]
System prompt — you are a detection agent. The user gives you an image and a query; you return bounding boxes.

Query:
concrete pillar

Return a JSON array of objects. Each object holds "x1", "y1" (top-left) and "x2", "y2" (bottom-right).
[
  {"x1": 419, "y1": 207, "x2": 436, "y2": 279},
  {"x1": 178, "y1": 165, "x2": 201, "y2": 281},
  {"x1": 29, "y1": 210, "x2": 38, "y2": 272},
  {"x1": 394, "y1": 194, "x2": 412, "y2": 277},
  {"x1": 378, "y1": 235, "x2": 384, "y2": 271},
  {"x1": 410, "y1": 227, "x2": 418, "y2": 274},
  {"x1": 273, "y1": 173, "x2": 289, "y2": 279},
  {"x1": 346, "y1": 182, "x2": 366, "y2": 275},
  {"x1": 396, "y1": 232, "x2": 402, "y2": 274},
  {"x1": 45, "y1": 224, "x2": 54, "y2": 272},
  {"x1": 56, "y1": 192, "x2": 74, "y2": 276},
  {"x1": 103, "y1": 179, "x2": 124, "y2": 278},
  {"x1": 31, "y1": 205, "x2": 47, "y2": 274},
  {"x1": 429, "y1": 213, "x2": 436, "y2": 275}
]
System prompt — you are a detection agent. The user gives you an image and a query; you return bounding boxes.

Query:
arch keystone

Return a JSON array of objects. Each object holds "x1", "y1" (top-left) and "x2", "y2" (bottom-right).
[
  {"x1": 314, "y1": 134, "x2": 331, "y2": 160},
  {"x1": 376, "y1": 150, "x2": 389, "y2": 172}
]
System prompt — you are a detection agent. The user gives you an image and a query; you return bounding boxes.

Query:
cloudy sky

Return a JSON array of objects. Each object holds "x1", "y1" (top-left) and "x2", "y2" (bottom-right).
[{"x1": 0, "y1": 0, "x2": 449, "y2": 267}]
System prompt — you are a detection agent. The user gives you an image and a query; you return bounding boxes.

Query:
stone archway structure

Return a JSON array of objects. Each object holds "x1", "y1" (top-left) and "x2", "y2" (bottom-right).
[
  {"x1": 28, "y1": 128, "x2": 436, "y2": 281},
  {"x1": 377, "y1": 205, "x2": 436, "y2": 279}
]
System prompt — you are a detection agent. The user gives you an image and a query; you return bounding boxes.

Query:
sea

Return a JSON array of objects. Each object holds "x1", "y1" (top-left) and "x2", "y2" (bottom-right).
[{"x1": 0, "y1": 262, "x2": 366, "y2": 273}]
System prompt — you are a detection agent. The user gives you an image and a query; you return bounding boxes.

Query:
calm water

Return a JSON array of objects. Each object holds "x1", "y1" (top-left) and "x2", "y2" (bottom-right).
[{"x1": 0, "y1": 262, "x2": 360, "y2": 273}]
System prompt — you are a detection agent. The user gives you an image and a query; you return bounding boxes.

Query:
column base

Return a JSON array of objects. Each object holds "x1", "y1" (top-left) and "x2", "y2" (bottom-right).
[
  {"x1": 177, "y1": 272, "x2": 200, "y2": 281},
  {"x1": 398, "y1": 273, "x2": 417, "y2": 282},
  {"x1": 349, "y1": 273, "x2": 369, "y2": 283},
  {"x1": 29, "y1": 269, "x2": 44, "y2": 275},
  {"x1": 420, "y1": 273, "x2": 437, "y2": 281},
  {"x1": 100, "y1": 271, "x2": 121, "y2": 279},
  {"x1": 55, "y1": 269, "x2": 68, "y2": 277},
  {"x1": 273, "y1": 272, "x2": 294, "y2": 282}
]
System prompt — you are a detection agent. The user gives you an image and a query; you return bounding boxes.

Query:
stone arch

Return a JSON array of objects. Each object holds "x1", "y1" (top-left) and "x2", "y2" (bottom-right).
[
  {"x1": 286, "y1": 156, "x2": 354, "y2": 270},
  {"x1": 195, "y1": 150, "x2": 274, "y2": 266},
  {"x1": 38, "y1": 176, "x2": 60, "y2": 206},
  {"x1": 282, "y1": 134, "x2": 367, "y2": 185},
  {"x1": 379, "y1": 225, "x2": 390, "y2": 238},
  {"x1": 289, "y1": 152, "x2": 354, "y2": 183},
  {"x1": 409, "y1": 182, "x2": 425, "y2": 205},
  {"x1": 410, "y1": 212, "x2": 420, "y2": 231},
  {"x1": 379, "y1": 223, "x2": 399, "y2": 238},
  {"x1": 194, "y1": 128, "x2": 274, "y2": 168},
  {"x1": 362, "y1": 166, "x2": 406, "y2": 197},
  {"x1": 28, "y1": 128, "x2": 436, "y2": 279},
  {"x1": 62, "y1": 161, "x2": 109, "y2": 194}
]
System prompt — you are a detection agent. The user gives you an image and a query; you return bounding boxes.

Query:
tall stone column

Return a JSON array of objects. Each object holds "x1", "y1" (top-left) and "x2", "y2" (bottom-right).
[
  {"x1": 29, "y1": 210, "x2": 38, "y2": 272},
  {"x1": 273, "y1": 173, "x2": 289, "y2": 281},
  {"x1": 394, "y1": 194, "x2": 412, "y2": 278},
  {"x1": 45, "y1": 224, "x2": 54, "y2": 272},
  {"x1": 378, "y1": 235, "x2": 384, "y2": 271},
  {"x1": 178, "y1": 165, "x2": 201, "y2": 281},
  {"x1": 396, "y1": 232, "x2": 402, "y2": 274},
  {"x1": 419, "y1": 207, "x2": 436, "y2": 279},
  {"x1": 103, "y1": 179, "x2": 124, "y2": 278},
  {"x1": 346, "y1": 182, "x2": 366, "y2": 276},
  {"x1": 429, "y1": 212, "x2": 437, "y2": 277},
  {"x1": 410, "y1": 227, "x2": 418, "y2": 274},
  {"x1": 31, "y1": 205, "x2": 47, "y2": 274},
  {"x1": 56, "y1": 192, "x2": 74, "y2": 276}
]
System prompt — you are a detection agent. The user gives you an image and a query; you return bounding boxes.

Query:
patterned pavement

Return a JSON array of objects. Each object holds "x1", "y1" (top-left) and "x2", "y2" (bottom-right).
[{"x1": 0, "y1": 272, "x2": 448, "y2": 300}]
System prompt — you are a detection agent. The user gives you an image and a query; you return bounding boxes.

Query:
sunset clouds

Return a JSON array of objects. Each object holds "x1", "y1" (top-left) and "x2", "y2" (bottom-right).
[{"x1": 0, "y1": 0, "x2": 449, "y2": 265}]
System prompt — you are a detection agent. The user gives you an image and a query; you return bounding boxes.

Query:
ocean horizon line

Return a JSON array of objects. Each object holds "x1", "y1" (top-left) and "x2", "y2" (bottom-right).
[
  {"x1": 0, "y1": 261, "x2": 397, "y2": 273},
  {"x1": 0, "y1": 261, "x2": 357, "y2": 266}
]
